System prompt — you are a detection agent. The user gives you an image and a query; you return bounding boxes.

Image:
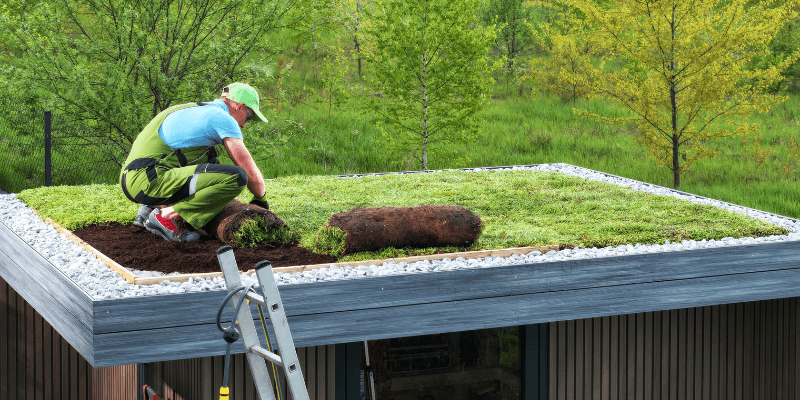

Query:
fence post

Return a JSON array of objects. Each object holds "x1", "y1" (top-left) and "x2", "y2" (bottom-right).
[{"x1": 44, "y1": 110, "x2": 51, "y2": 187}]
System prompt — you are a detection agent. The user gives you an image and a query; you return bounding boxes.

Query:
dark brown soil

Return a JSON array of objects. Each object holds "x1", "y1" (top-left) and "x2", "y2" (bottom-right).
[{"x1": 71, "y1": 223, "x2": 337, "y2": 274}]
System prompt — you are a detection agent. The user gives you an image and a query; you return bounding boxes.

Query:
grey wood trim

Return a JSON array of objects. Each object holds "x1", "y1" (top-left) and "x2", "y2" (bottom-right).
[
  {"x1": 0, "y1": 266, "x2": 94, "y2": 364},
  {"x1": 93, "y1": 239, "x2": 800, "y2": 334},
  {"x1": 286, "y1": 267, "x2": 800, "y2": 346},
  {"x1": 0, "y1": 223, "x2": 95, "y2": 364},
  {"x1": 92, "y1": 322, "x2": 246, "y2": 367},
  {"x1": 89, "y1": 267, "x2": 800, "y2": 367},
  {"x1": 0, "y1": 222, "x2": 93, "y2": 328}
]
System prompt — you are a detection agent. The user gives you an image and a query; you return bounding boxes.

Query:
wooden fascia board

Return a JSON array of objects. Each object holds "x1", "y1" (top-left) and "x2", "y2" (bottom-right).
[
  {"x1": 92, "y1": 240, "x2": 800, "y2": 333},
  {"x1": 86, "y1": 240, "x2": 800, "y2": 366},
  {"x1": 89, "y1": 267, "x2": 800, "y2": 366},
  {"x1": 0, "y1": 221, "x2": 95, "y2": 364}
]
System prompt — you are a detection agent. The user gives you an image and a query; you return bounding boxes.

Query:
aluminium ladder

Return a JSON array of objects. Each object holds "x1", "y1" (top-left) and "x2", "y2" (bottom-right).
[{"x1": 217, "y1": 246, "x2": 310, "y2": 400}]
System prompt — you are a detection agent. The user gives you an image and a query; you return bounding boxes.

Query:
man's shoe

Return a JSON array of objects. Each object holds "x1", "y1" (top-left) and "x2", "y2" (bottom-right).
[
  {"x1": 133, "y1": 205, "x2": 155, "y2": 228},
  {"x1": 145, "y1": 210, "x2": 200, "y2": 242}
]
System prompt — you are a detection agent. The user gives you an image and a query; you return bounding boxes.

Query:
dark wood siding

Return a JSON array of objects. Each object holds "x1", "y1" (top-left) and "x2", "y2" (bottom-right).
[
  {"x1": 0, "y1": 276, "x2": 138, "y2": 400},
  {"x1": 145, "y1": 345, "x2": 336, "y2": 400},
  {"x1": 549, "y1": 297, "x2": 800, "y2": 400}
]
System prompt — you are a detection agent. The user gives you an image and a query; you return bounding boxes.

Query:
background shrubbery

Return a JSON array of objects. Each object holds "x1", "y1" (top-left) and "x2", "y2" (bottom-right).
[{"x1": 1, "y1": 0, "x2": 799, "y2": 218}]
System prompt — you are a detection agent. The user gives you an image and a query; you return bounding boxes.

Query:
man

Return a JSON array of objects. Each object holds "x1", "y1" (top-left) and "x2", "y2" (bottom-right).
[{"x1": 119, "y1": 83, "x2": 270, "y2": 241}]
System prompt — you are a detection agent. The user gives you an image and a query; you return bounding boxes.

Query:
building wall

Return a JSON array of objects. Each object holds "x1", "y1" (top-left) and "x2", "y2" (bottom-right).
[
  {"x1": 0, "y1": 276, "x2": 138, "y2": 400},
  {"x1": 1, "y1": 274, "x2": 333, "y2": 400},
  {"x1": 145, "y1": 345, "x2": 336, "y2": 400},
  {"x1": 549, "y1": 297, "x2": 800, "y2": 400},
  {"x1": 5, "y1": 271, "x2": 800, "y2": 400}
]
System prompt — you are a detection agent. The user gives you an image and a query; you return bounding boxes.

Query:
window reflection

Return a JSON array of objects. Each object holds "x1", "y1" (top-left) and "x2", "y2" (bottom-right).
[{"x1": 364, "y1": 327, "x2": 521, "y2": 400}]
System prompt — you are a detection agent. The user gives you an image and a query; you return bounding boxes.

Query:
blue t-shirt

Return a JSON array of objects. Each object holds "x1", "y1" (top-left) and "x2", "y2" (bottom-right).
[{"x1": 159, "y1": 99, "x2": 243, "y2": 149}]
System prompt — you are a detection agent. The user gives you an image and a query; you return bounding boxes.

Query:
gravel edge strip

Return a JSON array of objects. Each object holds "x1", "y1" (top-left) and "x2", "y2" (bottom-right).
[{"x1": 2, "y1": 163, "x2": 799, "y2": 300}]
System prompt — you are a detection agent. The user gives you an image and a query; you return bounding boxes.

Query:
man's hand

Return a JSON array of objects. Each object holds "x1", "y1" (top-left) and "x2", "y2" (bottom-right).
[
  {"x1": 223, "y1": 137, "x2": 266, "y2": 200},
  {"x1": 250, "y1": 194, "x2": 269, "y2": 210}
]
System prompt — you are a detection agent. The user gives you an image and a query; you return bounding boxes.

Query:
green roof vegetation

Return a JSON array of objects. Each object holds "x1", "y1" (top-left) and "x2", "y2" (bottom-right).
[{"x1": 17, "y1": 170, "x2": 787, "y2": 261}]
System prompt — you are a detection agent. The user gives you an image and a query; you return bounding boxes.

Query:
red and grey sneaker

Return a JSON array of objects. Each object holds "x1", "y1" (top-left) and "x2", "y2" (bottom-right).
[
  {"x1": 133, "y1": 204, "x2": 155, "y2": 228},
  {"x1": 145, "y1": 209, "x2": 200, "y2": 242}
]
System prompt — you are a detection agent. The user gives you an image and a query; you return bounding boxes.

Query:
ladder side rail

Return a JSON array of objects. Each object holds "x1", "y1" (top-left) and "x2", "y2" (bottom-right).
[
  {"x1": 217, "y1": 247, "x2": 278, "y2": 400},
  {"x1": 254, "y1": 262, "x2": 311, "y2": 400}
]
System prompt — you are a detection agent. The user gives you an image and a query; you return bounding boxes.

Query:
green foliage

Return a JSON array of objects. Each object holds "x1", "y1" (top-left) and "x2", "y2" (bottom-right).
[
  {"x1": 317, "y1": 44, "x2": 354, "y2": 119},
  {"x1": 338, "y1": 0, "x2": 370, "y2": 78},
  {"x1": 567, "y1": 0, "x2": 799, "y2": 188},
  {"x1": 19, "y1": 170, "x2": 787, "y2": 261},
  {"x1": 752, "y1": 4, "x2": 800, "y2": 93},
  {"x1": 308, "y1": 226, "x2": 347, "y2": 257},
  {"x1": 0, "y1": 0, "x2": 297, "y2": 163},
  {"x1": 781, "y1": 135, "x2": 800, "y2": 177},
  {"x1": 285, "y1": 0, "x2": 339, "y2": 58},
  {"x1": 526, "y1": 1, "x2": 600, "y2": 103},
  {"x1": 481, "y1": 0, "x2": 536, "y2": 85},
  {"x1": 361, "y1": 0, "x2": 500, "y2": 170},
  {"x1": 232, "y1": 219, "x2": 296, "y2": 248}
]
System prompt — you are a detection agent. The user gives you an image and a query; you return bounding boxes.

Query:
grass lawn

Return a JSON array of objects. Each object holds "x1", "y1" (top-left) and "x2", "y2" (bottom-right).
[{"x1": 17, "y1": 168, "x2": 787, "y2": 261}]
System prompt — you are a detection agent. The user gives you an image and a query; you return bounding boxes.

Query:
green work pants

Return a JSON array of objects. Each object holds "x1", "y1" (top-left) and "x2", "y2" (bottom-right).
[{"x1": 123, "y1": 162, "x2": 248, "y2": 229}]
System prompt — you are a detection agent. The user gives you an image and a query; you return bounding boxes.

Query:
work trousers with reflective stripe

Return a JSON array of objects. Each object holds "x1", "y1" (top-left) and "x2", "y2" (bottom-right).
[{"x1": 123, "y1": 163, "x2": 247, "y2": 229}]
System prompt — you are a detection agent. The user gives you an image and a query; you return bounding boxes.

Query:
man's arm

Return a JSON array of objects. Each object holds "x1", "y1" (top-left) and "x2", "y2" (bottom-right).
[{"x1": 223, "y1": 137, "x2": 266, "y2": 198}]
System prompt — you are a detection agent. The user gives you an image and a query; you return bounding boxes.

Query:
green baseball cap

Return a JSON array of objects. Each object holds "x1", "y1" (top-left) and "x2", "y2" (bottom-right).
[{"x1": 223, "y1": 82, "x2": 268, "y2": 123}]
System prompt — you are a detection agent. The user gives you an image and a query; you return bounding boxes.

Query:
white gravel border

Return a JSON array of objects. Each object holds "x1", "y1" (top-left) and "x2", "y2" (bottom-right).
[{"x1": 1, "y1": 163, "x2": 798, "y2": 300}]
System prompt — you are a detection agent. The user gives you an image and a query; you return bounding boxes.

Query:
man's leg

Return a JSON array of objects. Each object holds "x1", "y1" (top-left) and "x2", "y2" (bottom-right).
[
  {"x1": 126, "y1": 163, "x2": 247, "y2": 236},
  {"x1": 166, "y1": 163, "x2": 248, "y2": 229}
]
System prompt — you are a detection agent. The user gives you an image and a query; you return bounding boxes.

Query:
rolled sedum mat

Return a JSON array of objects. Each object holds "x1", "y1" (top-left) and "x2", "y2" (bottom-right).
[
  {"x1": 328, "y1": 205, "x2": 482, "y2": 254},
  {"x1": 204, "y1": 199, "x2": 287, "y2": 245}
]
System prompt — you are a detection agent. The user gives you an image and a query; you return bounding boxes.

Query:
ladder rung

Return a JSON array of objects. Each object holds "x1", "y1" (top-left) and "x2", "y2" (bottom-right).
[
  {"x1": 249, "y1": 345, "x2": 284, "y2": 367},
  {"x1": 245, "y1": 291, "x2": 267, "y2": 306},
  {"x1": 246, "y1": 291, "x2": 283, "y2": 315}
]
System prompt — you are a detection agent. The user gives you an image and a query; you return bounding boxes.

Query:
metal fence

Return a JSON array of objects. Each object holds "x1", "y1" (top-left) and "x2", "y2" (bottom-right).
[{"x1": 0, "y1": 100, "x2": 124, "y2": 193}]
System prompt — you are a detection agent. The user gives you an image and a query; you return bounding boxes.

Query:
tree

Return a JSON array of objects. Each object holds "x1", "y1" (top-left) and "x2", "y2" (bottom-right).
[
  {"x1": 568, "y1": 0, "x2": 799, "y2": 187},
  {"x1": 527, "y1": 1, "x2": 600, "y2": 102},
  {"x1": 361, "y1": 0, "x2": 498, "y2": 170},
  {"x1": 318, "y1": 44, "x2": 353, "y2": 119},
  {"x1": 0, "y1": 0, "x2": 299, "y2": 166},
  {"x1": 286, "y1": 0, "x2": 338, "y2": 59},
  {"x1": 481, "y1": 0, "x2": 536, "y2": 90},
  {"x1": 754, "y1": 2, "x2": 800, "y2": 93},
  {"x1": 338, "y1": 0, "x2": 373, "y2": 78}
]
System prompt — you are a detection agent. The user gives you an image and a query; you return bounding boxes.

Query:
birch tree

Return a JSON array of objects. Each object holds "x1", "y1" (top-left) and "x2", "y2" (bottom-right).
[
  {"x1": 362, "y1": 0, "x2": 498, "y2": 170},
  {"x1": 568, "y1": 0, "x2": 799, "y2": 187}
]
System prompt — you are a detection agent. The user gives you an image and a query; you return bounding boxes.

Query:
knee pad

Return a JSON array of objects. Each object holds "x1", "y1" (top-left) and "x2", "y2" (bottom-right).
[{"x1": 199, "y1": 163, "x2": 249, "y2": 187}]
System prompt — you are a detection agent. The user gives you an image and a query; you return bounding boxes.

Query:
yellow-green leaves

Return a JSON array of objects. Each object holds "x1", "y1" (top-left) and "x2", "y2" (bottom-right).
[
  {"x1": 564, "y1": 0, "x2": 799, "y2": 187},
  {"x1": 527, "y1": 0, "x2": 602, "y2": 103}
]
